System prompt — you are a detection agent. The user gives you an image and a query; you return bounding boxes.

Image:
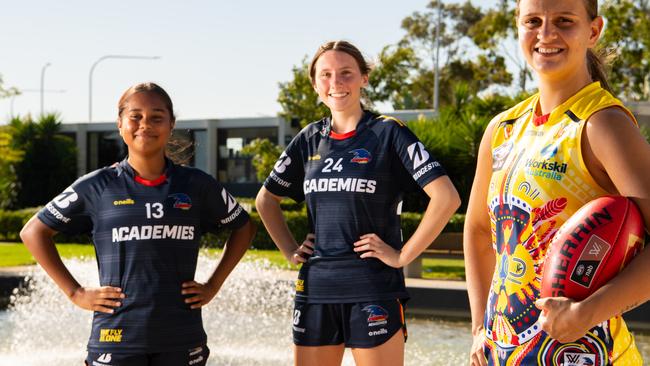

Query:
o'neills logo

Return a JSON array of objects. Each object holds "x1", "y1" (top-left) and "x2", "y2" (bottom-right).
[{"x1": 524, "y1": 159, "x2": 568, "y2": 181}]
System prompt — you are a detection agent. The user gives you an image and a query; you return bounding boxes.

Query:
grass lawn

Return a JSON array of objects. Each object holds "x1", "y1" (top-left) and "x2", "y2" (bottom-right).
[
  {"x1": 422, "y1": 257, "x2": 465, "y2": 280},
  {"x1": 0, "y1": 243, "x2": 300, "y2": 270},
  {"x1": 0, "y1": 243, "x2": 97, "y2": 267},
  {"x1": 0, "y1": 243, "x2": 464, "y2": 279}
]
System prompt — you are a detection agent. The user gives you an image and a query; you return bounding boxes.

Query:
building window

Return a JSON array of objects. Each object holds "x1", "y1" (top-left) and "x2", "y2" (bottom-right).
[
  {"x1": 87, "y1": 131, "x2": 126, "y2": 171},
  {"x1": 217, "y1": 127, "x2": 277, "y2": 183}
]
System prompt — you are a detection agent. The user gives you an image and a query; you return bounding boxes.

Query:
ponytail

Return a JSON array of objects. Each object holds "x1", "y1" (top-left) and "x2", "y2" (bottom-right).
[{"x1": 587, "y1": 48, "x2": 612, "y2": 94}]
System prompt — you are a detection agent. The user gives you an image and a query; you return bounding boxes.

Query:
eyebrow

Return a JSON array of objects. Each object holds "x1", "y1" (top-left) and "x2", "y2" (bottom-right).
[
  {"x1": 127, "y1": 108, "x2": 166, "y2": 112},
  {"x1": 521, "y1": 11, "x2": 579, "y2": 17},
  {"x1": 319, "y1": 66, "x2": 355, "y2": 71}
]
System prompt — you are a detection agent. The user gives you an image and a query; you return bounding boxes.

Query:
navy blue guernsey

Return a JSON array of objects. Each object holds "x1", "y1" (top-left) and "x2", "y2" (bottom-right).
[
  {"x1": 37, "y1": 158, "x2": 249, "y2": 353},
  {"x1": 264, "y1": 111, "x2": 446, "y2": 303}
]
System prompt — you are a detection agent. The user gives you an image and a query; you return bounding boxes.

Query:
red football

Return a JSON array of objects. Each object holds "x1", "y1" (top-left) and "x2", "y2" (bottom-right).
[{"x1": 541, "y1": 195, "x2": 645, "y2": 300}]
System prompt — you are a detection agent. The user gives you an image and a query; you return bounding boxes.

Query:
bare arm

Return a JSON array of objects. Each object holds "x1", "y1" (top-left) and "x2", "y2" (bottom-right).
[
  {"x1": 20, "y1": 215, "x2": 81, "y2": 297},
  {"x1": 537, "y1": 107, "x2": 650, "y2": 342},
  {"x1": 183, "y1": 219, "x2": 256, "y2": 308},
  {"x1": 255, "y1": 187, "x2": 312, "y2": 264},
  {"x1": 578, "y1": 108, "x2": 650, "y2": 323},
  {"x1": 20, "y1": 215, "x2": 123, "y2": 313},
  {"x1": 464, "y1": 118, "x2": 498, "y2": 335},
  {"x1": 464, "y1": 118, "x2": 499, "y2": 366},
  {"x1": 353, "y1": 176, "x2": 460, "y2": 267},
  {"x1": 208, "y1": 220, "x2": 256, "y2": 289},
  {"x1": 398, "y1": 176, "x2": 461, "y2": 266}
]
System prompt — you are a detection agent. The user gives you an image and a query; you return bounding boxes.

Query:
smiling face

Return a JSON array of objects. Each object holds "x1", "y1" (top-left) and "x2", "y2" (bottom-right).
[
  {"x1": 517, "y1": 0, "x2": 603, "y2": 82},
  {"x1": 117, "y1": 91, "x2": 175, "y2": 159},
  {"x1": 312, "y1": 50, "x2": 369, "y2": 115}
]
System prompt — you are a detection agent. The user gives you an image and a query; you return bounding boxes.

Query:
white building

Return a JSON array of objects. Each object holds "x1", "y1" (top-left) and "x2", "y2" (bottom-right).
[{"x1": 59, "y1": 110, "x2": 435, "y2": 197}]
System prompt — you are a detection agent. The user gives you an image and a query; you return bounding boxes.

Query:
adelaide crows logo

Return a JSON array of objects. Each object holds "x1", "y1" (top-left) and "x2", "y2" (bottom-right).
[
  {"x1": 349, "y1": 149, "x2": 372, "y2": 164},
  {"x1": 168, "y1": 193, "x2": 192, "y2": 210},
  {"x1": 361, "y1": 305, "x2": 388, "y2": 326}
]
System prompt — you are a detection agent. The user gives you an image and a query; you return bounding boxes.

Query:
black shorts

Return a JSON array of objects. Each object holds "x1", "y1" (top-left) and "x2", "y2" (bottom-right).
[
  {"x1": 292, "y1": 299, "x2": 407, "y2": 348},
  {"x1": 85, "y1": 345, "x2": 209, "y2": 366}
]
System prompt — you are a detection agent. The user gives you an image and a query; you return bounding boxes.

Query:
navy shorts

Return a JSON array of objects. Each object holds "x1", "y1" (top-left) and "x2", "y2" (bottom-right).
[
  {"x1": 85, "y1": 345, "x2": 209, "y2": 366},
  {"x1": 292, "y1": 299, "x2": 407, "y2": 348}
]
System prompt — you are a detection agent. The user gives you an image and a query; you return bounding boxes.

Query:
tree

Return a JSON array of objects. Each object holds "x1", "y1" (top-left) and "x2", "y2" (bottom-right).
[
  {"x1": 241, "y1": 138, "x2": 283, "y2": 182},
  {"x1": 600, "y1": 0, "x2": 650, "y2": 100},
  {"x1": 468, "y1": 1, "x2": 532, "y2": 93},
  {"x1": 366, "y1": 45, "x2": 419, "y2": 109},
  {"x1": 277, "y1": 1, "x2": 519, "y2": 119},
  {"x1": 405, "y1": 85, "x2": 525, "y2": 212},
  {"x1": 0, "y1": 74, "x2": 22, "y2": 208},
  {"x1": 0, "y1": 73, "x2": 19, "y2": 100},
  {"x1": 395, "y1": 0, "x2": 513, "y2": 108},
  {"x1": 0, "y1": 128, "x2": 23, "y2": 209},
  {"x1": 277, "y1": 58, "x2": 330, "y2": 128},
  {"x1": 7, "y1": 113, "x2": 77, "y2": 209}
]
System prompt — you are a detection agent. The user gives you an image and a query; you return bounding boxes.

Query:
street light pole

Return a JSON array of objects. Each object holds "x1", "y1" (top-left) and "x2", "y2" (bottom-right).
[
  {"x1": 433, "y1": 2, "x2": 442, "y2": 113},
  {"x1": 11, "y1": 88, "x2": 65, "y2": 117},
  {"x1": 88, "y1": 55, "x2": 160, "y2": 123},
  {"x1": 40, "y1": 62, "x2": 51, "y2": 116}
]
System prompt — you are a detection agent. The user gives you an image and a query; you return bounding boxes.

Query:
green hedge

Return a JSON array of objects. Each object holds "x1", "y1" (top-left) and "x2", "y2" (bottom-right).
[
  {"x1": 0, "y1": 208, "x2": 36, "y2": 241},
  {"x1": 236, "y1": 197, "x2": 305, "y2": 212},
  {"x1": 0, "y1": 207, "x2": 91, "y2": 243},
  {"x1": 1, "y1": 207, "x2": 464, "y2": 251}
]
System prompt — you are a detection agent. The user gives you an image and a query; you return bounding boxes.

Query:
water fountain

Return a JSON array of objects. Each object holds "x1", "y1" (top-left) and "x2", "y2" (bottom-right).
[{"x1": 0, "y1": 256, "x2": 647, "y2": 365}]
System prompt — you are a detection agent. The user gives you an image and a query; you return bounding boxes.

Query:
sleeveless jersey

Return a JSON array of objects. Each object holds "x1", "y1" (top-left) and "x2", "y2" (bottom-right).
[
  {"x1": 484, "y1": 82, "x2": 642, "y2": 365},
  {"x1": 264, "y1": 111, "x2": 447, "y2": 303},
  {"x1": 38, "y1": 158, "x2": 249, "y2": 353}
]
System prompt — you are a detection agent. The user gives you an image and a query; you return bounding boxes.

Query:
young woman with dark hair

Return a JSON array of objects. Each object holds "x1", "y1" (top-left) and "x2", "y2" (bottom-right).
[{"x1": 20, "y1": 82, "x2": 256, "y2": 366}]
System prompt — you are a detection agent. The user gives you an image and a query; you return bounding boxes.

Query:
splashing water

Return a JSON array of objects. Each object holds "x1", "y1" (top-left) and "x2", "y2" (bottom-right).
[{"x1": 0, "y1": 256, "x2": 647, "y2": 365}]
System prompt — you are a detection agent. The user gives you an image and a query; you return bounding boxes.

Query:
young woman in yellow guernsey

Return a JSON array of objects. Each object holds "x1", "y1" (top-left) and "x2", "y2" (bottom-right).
[{"x1": 464, "y1": 0, "x2": 650, "y2": 365}]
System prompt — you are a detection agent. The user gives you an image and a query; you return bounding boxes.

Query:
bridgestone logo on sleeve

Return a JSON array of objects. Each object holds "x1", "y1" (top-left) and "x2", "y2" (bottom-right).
[
  {"x1": 220, "y1": 205, "x2": 244, "y2": 224},
  {"x1": 269, "y1": 171, "x2": 292, "y2": 188},
  {"x1": 112, "y1": 225, "x2": 194, "y2": 242},
  {"x1": 45, "y1": 202, "x2": 72, "y2": 223},
  {"x1": 412, "y1": 161, "x2": 441, "y2": 181},
  {"x1": 407, "y1": 142, "x2": 430, "y2": 170},
  {"x1": 221, "y1": 188, "x2": 238, "y2": 212},
  {"x1": 53, "y1": 187, "x2": 78, "y2": 208},
  {"x1": 274, "y1": 152, "x2": 292, "y2": 174}
]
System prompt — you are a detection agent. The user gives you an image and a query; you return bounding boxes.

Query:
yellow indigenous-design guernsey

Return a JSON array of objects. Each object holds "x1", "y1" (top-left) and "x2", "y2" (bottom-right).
[{"x1": 484, "y1": 82, "x2": 642, "y2": 365}]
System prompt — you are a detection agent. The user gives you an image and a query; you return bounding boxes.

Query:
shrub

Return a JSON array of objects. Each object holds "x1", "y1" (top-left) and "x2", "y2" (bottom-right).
[
  {"x1": 0, "y1": 207, "x2": 90, "y2": 243},
  {"x1": 2, "y1": 207, "x2": 464, "y2": 250},
  {"x1": 3, "y1": 114, "x2": 77, "y2": 209},
  {"x1": 236, "y1": 197, "x2": 305, "y2": 213}
]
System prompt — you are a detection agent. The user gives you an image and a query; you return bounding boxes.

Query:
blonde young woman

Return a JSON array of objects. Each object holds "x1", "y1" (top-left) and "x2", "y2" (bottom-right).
[{"x1": 464, "y1": 0, "x2": 650, "y2": 365}]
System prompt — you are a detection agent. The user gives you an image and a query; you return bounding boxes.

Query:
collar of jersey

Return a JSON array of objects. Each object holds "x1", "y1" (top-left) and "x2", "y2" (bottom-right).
[
  {"x1": 530, "y1": 81, "x2": 603, "y2": 127},
  {"x1": 329, "y1": 129, "x2": 356, "y2": 140},
  {"x1": 119, "y1": 157, "x2": 173, "y2": 187},
  {"x1": 533, "y1": 113, "x2": 550, "y2": 126},
  {"x1": 324, "y1": 110, "x2": 372, "y2": 141}
]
